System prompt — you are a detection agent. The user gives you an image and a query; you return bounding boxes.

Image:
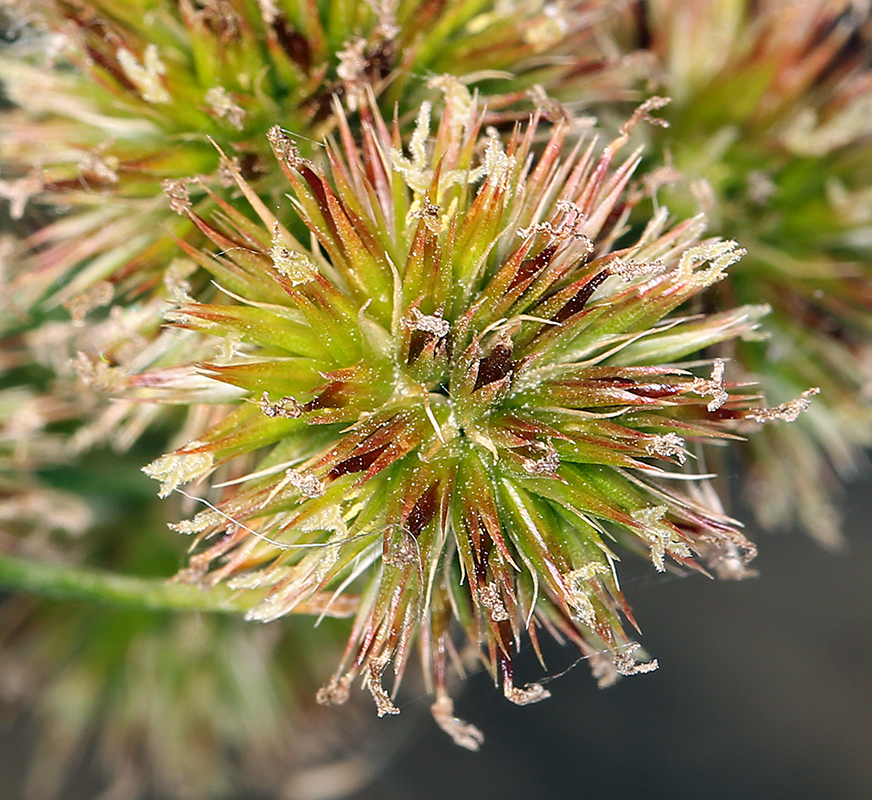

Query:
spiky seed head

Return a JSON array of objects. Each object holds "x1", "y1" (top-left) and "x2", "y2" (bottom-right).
[{"x1": 140, "y1": 94, "x2": 814, "y2": 742}]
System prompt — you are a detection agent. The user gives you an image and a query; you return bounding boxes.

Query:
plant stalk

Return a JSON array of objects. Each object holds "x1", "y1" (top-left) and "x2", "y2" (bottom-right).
[{"x1": 0, "y1": 553, "x2": 255, "y2": 614}]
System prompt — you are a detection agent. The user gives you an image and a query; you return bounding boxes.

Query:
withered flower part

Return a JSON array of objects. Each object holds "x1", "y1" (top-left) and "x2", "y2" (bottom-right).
[{"x1": 142, "y1": 95, "x2": 808, "y2": 745}]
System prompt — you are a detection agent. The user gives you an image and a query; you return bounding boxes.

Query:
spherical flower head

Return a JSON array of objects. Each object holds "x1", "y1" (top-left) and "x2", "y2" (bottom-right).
[
  {"x1": 143, "y1": 94, "x2": 810, "y2": 744},
  {"x1": 639, "y1": 0, "x2": 872, "y2": 544}
]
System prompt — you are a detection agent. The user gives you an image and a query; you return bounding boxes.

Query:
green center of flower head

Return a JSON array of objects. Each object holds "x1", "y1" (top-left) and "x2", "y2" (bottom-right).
[{"x1": 145, "y1": 89, "x2": 812, "y2": 742}]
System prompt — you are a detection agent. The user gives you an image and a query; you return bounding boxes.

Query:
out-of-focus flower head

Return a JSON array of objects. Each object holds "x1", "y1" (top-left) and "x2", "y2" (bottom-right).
[
  {"x1": 138, "y1": 93, "x2": 811, "y2": 745},
  {"x1": 0, "y1": 394, "x2": 374, "y2": 800},
  {"x1": 0, "y1": 0, "x2": 646, "y2": 318},
  {"x1": 0, "y1": 597, "x2": 380, "y2": 800},
  {"x1": 639, "y1": 0, "x2": 872, "y2": 545}
]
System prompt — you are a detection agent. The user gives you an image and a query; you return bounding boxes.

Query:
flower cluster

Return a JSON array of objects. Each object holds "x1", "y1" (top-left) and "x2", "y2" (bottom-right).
[
  {"x1": 140, "y1": 94, "x2": 798, "y2": 743},
  {"x1": 3, "y1": 0, "x2": 863, "y2": 792}
]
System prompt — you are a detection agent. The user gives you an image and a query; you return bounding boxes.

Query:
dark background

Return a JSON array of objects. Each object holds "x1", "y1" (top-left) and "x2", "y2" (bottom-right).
[{"x1": 2, "y1": 478, "x2": 870, "y2": 800}]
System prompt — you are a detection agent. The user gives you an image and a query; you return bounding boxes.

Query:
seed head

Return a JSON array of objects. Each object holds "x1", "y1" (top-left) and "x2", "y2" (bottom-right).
[{"x1": 141, "y1": 95, "x2": 803, "y2": 740}]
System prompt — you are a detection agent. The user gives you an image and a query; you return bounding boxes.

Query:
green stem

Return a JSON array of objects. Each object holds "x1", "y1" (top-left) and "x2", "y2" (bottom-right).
[{"x1": 0, "y1": 553, "x2": 257, "y2": 614}]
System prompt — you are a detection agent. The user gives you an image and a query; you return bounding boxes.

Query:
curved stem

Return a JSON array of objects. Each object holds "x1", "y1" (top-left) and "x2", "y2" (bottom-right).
[{"x1": 0, "y1": 553, "x2": 257, "y2": 614}]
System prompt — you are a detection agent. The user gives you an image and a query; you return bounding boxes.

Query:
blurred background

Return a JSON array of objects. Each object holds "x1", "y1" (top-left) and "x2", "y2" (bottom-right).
[{"x1": 2, "y1": 475, "x2": 870, "y2": 800}]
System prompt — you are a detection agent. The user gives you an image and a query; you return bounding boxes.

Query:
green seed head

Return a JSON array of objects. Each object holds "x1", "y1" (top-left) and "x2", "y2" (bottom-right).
[{"x1": 141, "y1": 93, "x2": 808, "y2": 743}]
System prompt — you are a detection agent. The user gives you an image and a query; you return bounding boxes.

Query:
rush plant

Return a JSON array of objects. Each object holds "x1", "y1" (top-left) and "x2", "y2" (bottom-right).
[{"x1": 0, "y1": 1, "x2": 855, "y2": 796}]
